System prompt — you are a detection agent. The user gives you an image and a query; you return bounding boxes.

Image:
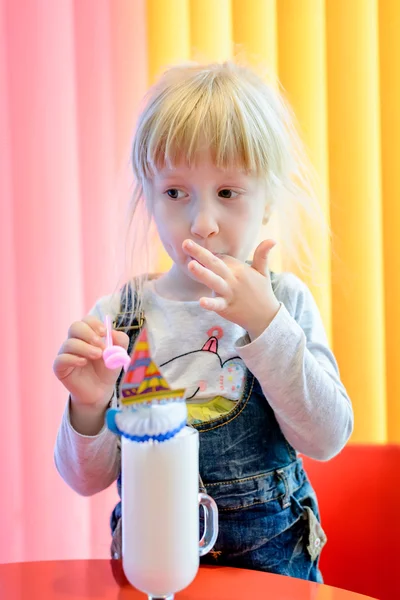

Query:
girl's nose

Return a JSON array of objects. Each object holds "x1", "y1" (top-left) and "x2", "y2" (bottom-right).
[
  {"x1": 190, "y1": 205, "x2": 219, "y2": 239},
  {"x1": 190, "y1": 211, "x2": 219, "y2": 239}
]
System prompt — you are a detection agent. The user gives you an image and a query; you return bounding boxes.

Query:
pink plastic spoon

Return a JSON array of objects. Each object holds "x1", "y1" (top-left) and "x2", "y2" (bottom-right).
[{"x1": 102, "y1": 315, "x2": 130, "y2": 372}]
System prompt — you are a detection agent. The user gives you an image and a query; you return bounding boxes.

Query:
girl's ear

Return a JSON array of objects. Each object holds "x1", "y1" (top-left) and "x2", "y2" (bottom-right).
[{"x1": 262, "y1": 203, "x2": 272, "y2": 226}]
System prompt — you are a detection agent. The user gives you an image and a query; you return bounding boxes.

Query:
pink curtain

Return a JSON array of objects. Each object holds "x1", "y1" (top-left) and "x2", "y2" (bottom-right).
[{"x1": 0, "y1": 0, "x2": 147, "y2": 562}]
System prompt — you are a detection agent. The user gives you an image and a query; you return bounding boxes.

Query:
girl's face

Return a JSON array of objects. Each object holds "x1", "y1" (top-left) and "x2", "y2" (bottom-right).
[{"x1": 148, "y1": 154, "x2": 268, "y2": 288}]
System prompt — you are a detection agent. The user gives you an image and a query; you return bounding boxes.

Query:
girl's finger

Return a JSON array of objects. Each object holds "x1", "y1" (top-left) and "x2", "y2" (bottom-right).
[
  {"x1": 60, "y1": 338, "x2": 104, "y2": 360},
  {"x1": 82, "y1": 315, "x2": 107, "y2": 337},
  {"x1": 53, "y1": 353, "x2": 87, "y2": 378},
  {"x1": 82, "y1": 315, "x2": 107, "y2": 336},
  {"x1": 199, "y1": 296, "x2": 228, "y2": 313},
  {"x1": 188, "y1": 260, "x2": 229, "y2": 297},
  {"x1": 183, "y1": 240, "x2": 231, "y2": 280},
  {"x1": 69, "y1": 319, "x2": 105, "y2": 346},
  {"x1": 251, "y1": 239, "x2": 276, "y2": 275},
  {"x1": 111, "y1": 329, "x2": 130, "y2": 351}
]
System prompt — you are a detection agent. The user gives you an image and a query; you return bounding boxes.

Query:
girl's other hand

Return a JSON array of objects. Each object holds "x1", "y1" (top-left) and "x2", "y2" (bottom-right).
[{"x1": 183, "y1": 239, "x2": 280, "y2": 340}]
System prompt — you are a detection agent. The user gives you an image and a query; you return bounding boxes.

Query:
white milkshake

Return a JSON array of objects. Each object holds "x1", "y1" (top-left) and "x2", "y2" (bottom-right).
[{"x1": 122, "y1": 426, "x2": 208, "y2": 598}]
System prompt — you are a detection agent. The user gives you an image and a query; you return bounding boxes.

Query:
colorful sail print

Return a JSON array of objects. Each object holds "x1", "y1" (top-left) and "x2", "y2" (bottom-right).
[{"x1": 120, "y1": 327, "x2": 186, "y2": 405}]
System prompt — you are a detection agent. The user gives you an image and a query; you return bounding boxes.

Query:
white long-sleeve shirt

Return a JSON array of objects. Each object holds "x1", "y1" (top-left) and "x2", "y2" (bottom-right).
[{"x1": 54, "y1": 272, "x2": 353, "y2": 496}]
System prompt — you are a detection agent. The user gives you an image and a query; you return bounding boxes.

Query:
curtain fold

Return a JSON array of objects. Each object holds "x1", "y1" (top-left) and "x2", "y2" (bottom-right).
[
  {"x1": 232, "y1": 0, "x2": 277, "y2": 68},
  {"x1": 190, "y1": 0, "x2": 232, "y2": 62},
  {"x1": 277, "y1": 0, "x2": 331, "y2": 336},
  {"x1": 0, "y1": 0, "x2": 23, "y2": 564},
  {"x1": 326, "y1": 0, "x2": 386, "y2": 443},
  {"x1": 379, "y1": 0, "x2": 400, "y2": 443},
  {"x1": 1, "y1": 0, "x2": 398, "y2": 563},
  {"x1": 2, "y1": 0, "x2": 89, "y2": 562},
  {"x1": 147, "y1": 0, "x2": 190, "y2": 82}
]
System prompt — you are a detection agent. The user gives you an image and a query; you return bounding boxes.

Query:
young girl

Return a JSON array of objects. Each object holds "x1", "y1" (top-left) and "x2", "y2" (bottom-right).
[{"x1": 53, "y1": 61, "x2": 353, "y2": 583}]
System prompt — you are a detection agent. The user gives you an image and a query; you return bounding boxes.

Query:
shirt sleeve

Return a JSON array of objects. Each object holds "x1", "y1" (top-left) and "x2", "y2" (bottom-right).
[
  {"x1": 235, "y1": 274, "x2": 354, "y2": 461},
  {"x1": 54, "y1": 398, "x2": 120, "y2": 496},
  {"x1": 54, "y1": 294, "x2": 121, "y2": 496}
]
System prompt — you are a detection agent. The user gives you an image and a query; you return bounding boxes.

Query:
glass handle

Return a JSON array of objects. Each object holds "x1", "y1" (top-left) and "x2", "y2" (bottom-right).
[{"x1": 198, "y1": 492, "x2": 219, "y2": 557}]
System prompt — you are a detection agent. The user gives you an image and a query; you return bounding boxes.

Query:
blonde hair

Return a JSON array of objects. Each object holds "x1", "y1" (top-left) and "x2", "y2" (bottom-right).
[{"x1": 119, "y1": 60, "x2": 328, "y2": 321}]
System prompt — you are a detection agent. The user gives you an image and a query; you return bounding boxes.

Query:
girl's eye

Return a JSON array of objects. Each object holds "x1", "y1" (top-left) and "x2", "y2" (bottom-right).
[
  {"x1": 166, "y1": 188, "x2": 186, "y2": 200},
  {"x1": 218, "y1": 189, "x2": 239, "y2": 199}
]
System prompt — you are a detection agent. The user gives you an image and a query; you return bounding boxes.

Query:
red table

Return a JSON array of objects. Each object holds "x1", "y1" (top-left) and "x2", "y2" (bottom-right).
[{"x1": 0, "y1": 560, "x2": 378, "y2": 599}]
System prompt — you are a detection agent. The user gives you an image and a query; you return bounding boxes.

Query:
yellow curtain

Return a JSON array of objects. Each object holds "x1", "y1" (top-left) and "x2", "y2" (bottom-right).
[
  {"x1": 277, "y1": 0, "x2": 331, "y2": 336},
  {"x1": 145, "y1": 0, "x2": 400, "y2": 444},
  {"x1": 147, "y1": 0, "x2": 190, "y2": 82},
  {"x1": 190, "y1": 0, "x2": 232, "y2": 62},
  {"x1": 379, "y1": 0, "x2": 400, "y2": 442},
  {"x1": 326, "y1": 0, "x2": 386, "y2": 443}
]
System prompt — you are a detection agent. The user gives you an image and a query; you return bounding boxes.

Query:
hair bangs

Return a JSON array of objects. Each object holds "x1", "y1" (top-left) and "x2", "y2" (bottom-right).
[{"x1": 132, "y1": 69, "x2": 274, "y2": 179}]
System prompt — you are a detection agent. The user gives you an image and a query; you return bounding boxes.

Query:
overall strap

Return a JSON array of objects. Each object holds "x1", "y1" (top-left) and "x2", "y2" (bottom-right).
[{"x1": 113, "y1": 283, "x2": 145, "y2": 398}]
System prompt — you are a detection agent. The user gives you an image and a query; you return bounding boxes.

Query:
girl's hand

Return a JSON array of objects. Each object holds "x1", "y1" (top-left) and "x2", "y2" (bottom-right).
[
  {"x1": 53, "y1": 316, "x2": 129, "y2": 408},
  {"x1": 183, "y1": 239, "x2": 280, "y2": 340}
]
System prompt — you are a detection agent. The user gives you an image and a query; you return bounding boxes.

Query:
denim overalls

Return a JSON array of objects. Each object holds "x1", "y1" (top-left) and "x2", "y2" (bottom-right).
[{"x1": 109, "y1": 277, "x2": 327, "y2": 582}]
